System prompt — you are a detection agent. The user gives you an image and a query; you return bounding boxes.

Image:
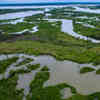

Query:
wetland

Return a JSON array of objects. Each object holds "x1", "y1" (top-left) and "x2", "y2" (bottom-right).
[{"x1": 0, "y1": 5, "x2": 100, "y2": 100}]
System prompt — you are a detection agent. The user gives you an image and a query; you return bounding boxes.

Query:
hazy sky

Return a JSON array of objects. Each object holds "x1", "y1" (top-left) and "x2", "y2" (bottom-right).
[{"x1": 1, "y1": 0, "x2": 100, "y2": 3}]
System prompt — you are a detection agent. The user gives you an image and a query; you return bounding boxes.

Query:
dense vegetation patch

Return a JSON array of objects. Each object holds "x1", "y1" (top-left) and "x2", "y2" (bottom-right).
[
  {"x1": 80, "y1": 67, "x2": 95, "y2": 74},
  {"x1": 0, "y1": 57, "x2": 18, "y2": 73},
  {"x1": 0, "y1": 19, "x2": 100, "y2": 65},
  {"x1": 73, "y1": 21, "x2": 100, "y2": 40},
  {"x1": 27, "y1": 71, "x2": 76, "y2": 100},
  {"x1": 16, "y1": 58, "x2": 33, "y2": 67},
  {"x1": 40, "y1": 66, "x2": 50, "y2": 71},
  {"x1": 0, "y1": 22, "x2": 35, "y2": 34},
  {"x1": 96, "y1": 69, "x2": 100, "y2": 74},
  {"x1": 9, "y1": 64, "x2": 41, "y2": 76},
  {"x1": 27, "y1": 64, "x2": 40, "y2": 71},
  {"x1": 0, "y1": 8, "x2": 44, "y2": 14},
  {"x1": 0, "y1": 39, "x2": 100, "y2": 65},
  {"x1": 0, "y1": 74, "x2": 23, "y2": 100}
]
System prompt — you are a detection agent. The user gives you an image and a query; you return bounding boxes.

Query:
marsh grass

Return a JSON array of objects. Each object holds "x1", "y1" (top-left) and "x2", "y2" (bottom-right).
[
  {"x1": 1, "y1": 20, "x2": 97, "y2": 64},
  {"x1": 80, "y1": 67, "x2": 95, "y2": 74},
  {"x1": 96, "y1": 69, "x2": 100, "y2": 74},
  {"x1": 40, "y1": 66, "x2": 50, "y2": 71},
  {"x1": 27, "y1": 64, "x2": 40, "y2": 71},
  {"x1": 9, "y1": 69, "x2": 30, "y2": 76},
  {"x1": 0, "y1": 74, "x2": 23, "y2": 100},
  {"x1": 27, "y1": 71, "x2": 76, "y2": 100},
  {"x1": 10, "y1": 64, "x2": 40, "y2": 76},
  {"x1": 16, "y1": 58, "x2": 33, "y2": 67},
  {"x1": 0, "y1": 57, "x2": 18, "y2": 73},
  {"x1": 73, "y1": 19, "x2": 100, "y2": 40},
  {"x1": 0, "y1": 22, "x2": 35, "y2": 34}
]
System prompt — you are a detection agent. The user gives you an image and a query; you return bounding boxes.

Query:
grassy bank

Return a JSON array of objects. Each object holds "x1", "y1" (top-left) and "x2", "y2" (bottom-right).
[
  {"x1": 73, "y1": 21, "x2": 100, "y2": 40},
  {"x1": 0, "y1": 57, "x2": 18, "y2": 73},
  {"x1": 80, "y1": 67, "x2": 95, "y2": 74},
  {"x1": 0, "y1": 74, "x2": 24, "y2": 100},
  {"x1": 0, "y1": 39, "x2": 100, "y2": 65},
  {"x1": 0, "y1": 20, "x2": 100, "y2": 65}
]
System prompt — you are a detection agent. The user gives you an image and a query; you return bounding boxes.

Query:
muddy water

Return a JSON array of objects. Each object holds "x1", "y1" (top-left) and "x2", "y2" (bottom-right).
[
  {"x1": 44, "y1": 61, "x2": 100, "y2": 95},
  {"x1": 61, "y1": 88, "x2": 73, "y2": 99},
  {"x1": 17, "y1": 70, "x2": 38, "y2": 96}
]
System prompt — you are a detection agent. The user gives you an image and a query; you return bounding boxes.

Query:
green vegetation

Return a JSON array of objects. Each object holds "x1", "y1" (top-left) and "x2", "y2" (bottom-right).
[
  {"x1": 0, "y1": 22, "x2": 35, "y2": 34},
  {"x1": 27, "y1": 64, "x2": 40, "y2": 71},
  {"x1": 24, "y1": 14, "x2": 44, "y2": 22},
  {"x1": 27, "y1": 71, "x2": 76, "y2": 100},
  {"x1": 34, "y1": 20, "x2": 61, "y2": 41},
  {"x1": 0, "y1": 60, "x2": 100, "y2": 100},
  {"x1": 66, "y1": 94, "x2": 88, "y2": 100},
  {"x1": 27, "y1": 66, "x2": 100, "y2": 100},
  {"x1": 40, "y1": 66, "x2": 50, "y2": 71},
  {"x1": 0, "y1": 57, "x2": 18, "y2": 73},
  {"x1": 0, "y1": 39, "x2": 100, "y2": 65},
  {"x1": 0, "y1": 8, "x2": 44, "y2": 14},
  {"x1": 0, "y1": 19, "x2": 100, "y2": 65},
  {"x1": 16, "y1": 58, "x2": 33, "y2": 67},
  {"x1": 0, "y1": 74, "x2": 23, "y2": 100},
  {"x1": 96, "y1": 69, "x2": 100, "y2": 74},
  {"x1": 88, "y1": 92, "x2": 100, "y2": 100},
  {"x1": 66, "y1": 93, "x2": 100, "y2": 100},
  {"x1": 10, "y1": 64, "x2": 40, "y2": 76},
  {"x1": 9, "y1": 69, "x2": 30, "y2": 76},
  {"x1": 0, "y1": 19, "x2": 12, "y2": 23},
  {"x1": 80, "y1": 67, "x2": 95, "y2": 74},
  {"x1": 92, "y1": 56, "x2": 100, "y2": 66},
  {"x1": 73, "y1": 21, "x2": 100, "y2": 40},
  {"x1": 49, "y1": 7, "x2": 100, "y2": 19}
]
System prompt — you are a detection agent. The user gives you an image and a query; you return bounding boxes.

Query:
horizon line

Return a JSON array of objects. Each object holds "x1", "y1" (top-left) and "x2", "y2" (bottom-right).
[{"x1": 0, "y1": 2, "x2": 100, "y2": 6}]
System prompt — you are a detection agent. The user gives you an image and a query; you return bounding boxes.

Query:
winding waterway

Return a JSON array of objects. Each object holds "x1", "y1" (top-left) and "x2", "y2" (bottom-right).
[
  {"x1": 0, "y1": 6, "x2": 100, "y2": 43},
  {"x1": 46, "y1": 19, "x2": 100, "y2": 43}
]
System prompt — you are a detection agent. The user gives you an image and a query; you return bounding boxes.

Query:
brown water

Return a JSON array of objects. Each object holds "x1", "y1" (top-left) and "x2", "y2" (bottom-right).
[{"x1": 44, "y1": 61, "x2": 100, "y2": 95}]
